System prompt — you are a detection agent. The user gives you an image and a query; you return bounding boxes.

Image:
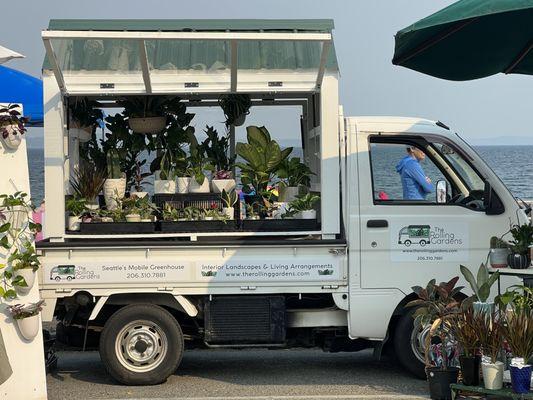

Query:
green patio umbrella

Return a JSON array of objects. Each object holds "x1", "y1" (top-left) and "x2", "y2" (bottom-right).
[{"x1": 392, "y1": 0, "x2": 533, "y2": 81}]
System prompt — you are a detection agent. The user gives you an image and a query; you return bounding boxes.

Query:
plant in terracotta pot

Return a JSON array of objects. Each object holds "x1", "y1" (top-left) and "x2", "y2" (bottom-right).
[
  {"x1": 103, "y1": 149, "x2": 126, "y2": 210},
  {"x1": 7, "y1": 300, "x2": 45, "y2": 341},
  {"x1": 0, "y1": 104, "x2": 28, "y2": 150},
  {"x1": 236, "y1": 126, "x2": 292, "y2": 196},
  {"x1": 65, "y1": 197, "x2": 87, "y2": 231},
  {"x1": 221, "y1": 189, "x2": 238, "y2": 220},
  {"x1": 70, "y1": 162, "x2": 106, "y2": 209},
  {"x1": 477, "y1": 311, "x2": 505, "y2": 390},
  {"x1": 68, "y1": 97, "x2": 103, "y2": 142},
  {"x1": 277, "y1": 157, "x2": 314, "y2": 202},
  {"x1": 218, "y1": 94, "x2": 252, "y2": 127},
  {"x1": 489, "y1": 236, "x2": 510, "y2": 268},
  {"x1": 507, "y1": 223, "x2": 533, "y2": 269},
  {"x1": 201, "y1": 126, "x2": 236, "y2": 193},
  {"x1": 460, "y1": 263, "x2": 499, "y2": 315},
  {"x1": 130, "y1": 159, "x2": 151, "y2": 198},
  {"x1": 503, "y1": 307, "x2": 533, "y2": 394},
  {"x1": 407, "y1": 277, "x2": 463, "y2": 400},
  {"x1": 448, "y1": 307, "x2": 482, "y2": 386}
]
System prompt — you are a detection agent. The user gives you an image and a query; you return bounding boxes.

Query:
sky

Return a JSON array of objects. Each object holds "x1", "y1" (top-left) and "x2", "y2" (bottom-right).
[{"x1": 3, "y1": 0, "x2": 532, "y2": 146}]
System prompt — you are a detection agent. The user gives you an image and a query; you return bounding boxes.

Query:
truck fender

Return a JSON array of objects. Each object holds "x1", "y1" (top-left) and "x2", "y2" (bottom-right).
[{"x1": 88, "y1": 293, "x2": 198, "y2": 321}]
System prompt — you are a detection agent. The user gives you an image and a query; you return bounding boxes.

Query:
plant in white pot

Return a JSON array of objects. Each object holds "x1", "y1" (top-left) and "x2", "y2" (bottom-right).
[
  {"x1": 68, "y1": 97, "x2": 103, "y2": 142},
  {"x1": 7, "y1": 241, "x2": 40, "y2": 294},
  {"x1": 138, "y1": 197, "x2": 157, "y2": 222},
  {"x1": 277, "y1": 157, "x2": 314, "y2": 202},
  {"x1": 70, "y1": 162, "x2": 106, "y2": 209},
  {"x1": 187, "y1": 132, "x2": 213, "y2": 193},
  {"x1": 201, "y1": 126, "x2": 236, "y2": 193},
  {"x1": 103, "y1": 149, "x2": 126, "y2": 210},
  {"x1": 287, "y1": 193, "x2": 320, "y2": 219},
  {"x1": 153, "y1": 151, "x2": 177, "y2": 194},
  {"x1": 221, "y1": 189, "x2": 238, "y2": 220},
  {"x1": 7, "y1": 300, "x2": 45, "y2": 341},
  {"x1": 489, "y1": 236, "x2": 510, "y2": 268},
  {"x1": 65, "y1": 197, "x2": 87, "y2": 231},
  {"x1": 477, "y1": 311, "x2": 505, "y2": 390},
  {"x1": 122, "y1": 197, "x2": 141, "y2": 223},
  {"x1": 130, "y1": 159, "x2": 151, "y2": 198},
  {"x1": 0, "y1": 104, "x2": 28, "y2": 151},
  {"x1": 121, "y1": 96, "x2": 184, "y2": 134},
  {"x1": 460, "y1": 263, "x2": 499, "y2": 315}
]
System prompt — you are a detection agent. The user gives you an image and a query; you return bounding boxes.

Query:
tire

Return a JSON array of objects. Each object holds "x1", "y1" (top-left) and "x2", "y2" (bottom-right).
[
  {"x1": 393, "y1": 307, "x2": 426, "y2": 379},
  {"x1": 404, "y1": 240, "x2": 411, "y2": 247},
  {"x1": 419, "y1": 240, "x2": 426, "y2": 247},
  {"x1": 99, "y1": 304, "x2": 184, "y2": 385},
  {"x1": 55, "y1": 276, "x2": 61, "y2": 282}
]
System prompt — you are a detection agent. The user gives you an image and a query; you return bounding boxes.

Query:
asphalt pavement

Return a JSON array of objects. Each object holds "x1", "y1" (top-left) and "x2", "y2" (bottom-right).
[{"x1": 46, "y1": 349, "x2": 429, "y2": 400}]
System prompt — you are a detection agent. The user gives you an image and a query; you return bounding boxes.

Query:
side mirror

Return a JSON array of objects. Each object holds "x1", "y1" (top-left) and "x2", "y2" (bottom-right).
[
  {"x1": 483, "y1": 181, "x2": 505, "y2": 215},
  {"x1": 436, "y1": 180, "x2": 447, "y2": 204}
]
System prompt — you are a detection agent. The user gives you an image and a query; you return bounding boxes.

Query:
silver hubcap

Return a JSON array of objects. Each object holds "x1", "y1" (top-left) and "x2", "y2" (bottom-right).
[
  {"x1": 410, "y1": 323, "x2": 431, "y2": 364},
  {"x1": 115, "y1": 320, "x2": 168, "y2": 372}
]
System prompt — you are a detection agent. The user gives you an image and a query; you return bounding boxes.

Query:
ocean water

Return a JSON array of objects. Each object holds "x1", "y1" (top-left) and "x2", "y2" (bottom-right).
[{"x1": 26, "y1": 145, "x2": 533, "y2": 206}]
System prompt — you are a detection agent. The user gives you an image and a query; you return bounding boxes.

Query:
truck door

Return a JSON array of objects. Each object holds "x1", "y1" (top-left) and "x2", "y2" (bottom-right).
[{"x1": 356, "y1": 133, "x2": 511, "y2": 292}]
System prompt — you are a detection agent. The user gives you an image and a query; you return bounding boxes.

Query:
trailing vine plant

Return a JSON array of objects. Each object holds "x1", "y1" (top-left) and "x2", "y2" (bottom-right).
[{"x1": 0, "y1": 192, "x2": 41, "y2": 300}]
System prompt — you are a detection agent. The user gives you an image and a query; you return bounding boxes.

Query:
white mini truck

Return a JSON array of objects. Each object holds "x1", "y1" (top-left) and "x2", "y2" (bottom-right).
[{"x1": 36, "y1": 19, "x2": 527, "y2": 385}]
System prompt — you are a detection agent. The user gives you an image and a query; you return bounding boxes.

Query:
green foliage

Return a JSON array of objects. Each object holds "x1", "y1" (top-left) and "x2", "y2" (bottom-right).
[
  {"x1": 448, "y1": 308, "x2": 482, "y2": 357},
  {"x1": 288, "y1": 193, "x2": 320, "y2": 212},
  {"x1": 68, "y1": 97, "x2": 103, "y2": 128},
  {"x1": 460, "y1": 264, "x2": 499, "y2": 303},
  {"x1": 496, "y1": 285, "x2": 533, "y2": 311},
  {"x1": 65, "y1": 197, "x2": 87, "y2": 217},
  {"x1": 201, "y1": 125, "x2": 235, "y2": 175},
  {"x1": 218, "y1": 94, "x2": 252, "y2": 127},
  {"x1": 7, "y1": 300, "x2": 45, "y2": 320},
  {"x1": 221, "y1": 189, "x2": 238, "y2": 208},
  {"x1": 188, "y1": 132, "x2": 214, "y2": 185},
  {"x1": 71, "y1": 162, "x2": 107, "y2": 200},
  {"x1": 106, "y1": 149, "x2": 123, "y2": 179},
  {"x1": 236, "y1": 126, "x2": 292, "y2": 194},
  {"x1": 182, "y1": 206, "x2": 202, "y2": 221},
  {"x1": 490, "y1": 236, "x2": 509, "y2": 249},
  {"x1": 508, "y1": 224, "x2": 533, "y2": 255},
  {"x1": 8, "y1": 242, "x2": 40, "y2": 272},
  {"x1": 123, "y1": 197, "x2": 157, "y2": 220},
  {"x1": 503, "y1": 307, "x2": 533, "y2": 360},
  {"x1": 121, "y1": 96, "x2": 185, "y2": 120},
  {"x1": 132, "y1": 160, "x2": 151, "y2": 192},
  {"x1": 277, "y1": 157, "x2": 314, "y2": 187},
  {"x1": 162, "y1": 204, "x2": 181, "y2": 222}
]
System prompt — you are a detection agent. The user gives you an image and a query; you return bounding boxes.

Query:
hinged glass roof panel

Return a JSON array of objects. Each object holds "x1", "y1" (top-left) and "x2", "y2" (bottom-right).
[{"x1": 42, "y1": 19, "x2": 338, "y2": 95}]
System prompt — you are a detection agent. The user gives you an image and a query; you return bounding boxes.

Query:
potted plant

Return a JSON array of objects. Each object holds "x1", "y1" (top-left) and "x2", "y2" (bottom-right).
[
  {"x1": 121, "y1": 96, "x2": 169, "y2": 134},
  {"x1": 477, "y1": 311, "x2": 505, "y2": 390},
  {"x1": 503, "y1": 307, "x2": 533, "y2": 394},
  {"x1": 103, "y1": 149, "x2": 126, "y2": 210},
  {"x1": 130, "y1": 160, "x2": 151, "y2": 198},
  {"x1": 236, "y1": 126, "x2": 292, "y2": 196},
  {"x1": 287, "y1": 193, "x2": 320, "y2": 219},
  {"x1": 138, "y1": 197, "x2": 157, "y2": 222},
  {"x1": 7, "y1": 300, "x2": 45, "y2": 341},
  {"x1": 68, "y1": 98, "x2": 103, "y2": 142},
  {"x1": 245, "y1": 203, "x2": 261, "y2": 220},
  {"x1": 507, "y1": 224, "x2": 533, "y2": 269},
  {"x1": 277, "y1": 157, "x2": 314, "y2": 202},
  {"x1": 489, "y1": 236, "x2": 510, "y2": 268},
  {"x1": 7, "y1": 241, "x2": 40, "y2": 293},
  {"x1": 218, "y1": 94, "x2": 252, "y2": 127},
  {"x1": 201, "y1": 126, "x2": 236, "y2": 193},
  {"x1": 162, "y1": 203, "x2": 180, "y2": 222},
  {"x1": 70, "y1": 162, "x2": 106, "y2": 209},
  {"x1": 188, "y1": 134, "x2": 213, "y2": 193},
  {"x1": 153, "y1": 151, "x2": 177, "y2": 194},
  {"x1": 122, "y1": 197, "x2": 141, "y2": 223},
  {"x1": 459, "y1": 263, "x2": 499, "y2": 315},
  {"x1": 448, "y1": 307, "x2": 482, "y2": 386},
  {"x1": 0, "y1": 104, "x2": 28, "y2": 150},
  {"x1": 65, "y1": 197, "x2": 87, "y2": 231},
  {"x1": 221, "y1": 189, "x2": 238, "y2": 220},
  {"x1": 407, "y1": 277, "x2": 463, "y2": 400}
]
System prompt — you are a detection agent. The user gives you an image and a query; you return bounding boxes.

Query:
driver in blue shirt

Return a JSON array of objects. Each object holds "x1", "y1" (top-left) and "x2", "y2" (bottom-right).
[{"x1": 396, "y1": 146, "x2": 434, "y2": 200}]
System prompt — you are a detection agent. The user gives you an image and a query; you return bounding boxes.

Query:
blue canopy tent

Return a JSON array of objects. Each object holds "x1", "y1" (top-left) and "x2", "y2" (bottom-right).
[{"x1": 0, "y1": 66, "x2": 43, "y2": 126}]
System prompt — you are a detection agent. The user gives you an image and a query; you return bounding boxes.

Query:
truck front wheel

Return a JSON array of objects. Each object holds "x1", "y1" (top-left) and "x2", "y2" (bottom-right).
[
  {"x1": 393, "y1": 307, "x2": 427, "y2": 379},
  {"x1": 99, "y1": 304, "x2": 184, "y2": 385}
]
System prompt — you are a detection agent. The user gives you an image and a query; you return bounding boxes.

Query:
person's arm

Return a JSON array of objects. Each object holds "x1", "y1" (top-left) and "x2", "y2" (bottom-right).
[{"x1": 406, "y1": 162, "x2": 434, "y2": 193}]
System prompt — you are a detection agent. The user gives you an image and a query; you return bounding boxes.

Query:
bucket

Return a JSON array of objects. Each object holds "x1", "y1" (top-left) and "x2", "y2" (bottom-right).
[
  {"x1": 510, "y1": 365, "x2": 532, "y2": 394},
  {"x1": 459, "y1": 355, "x2": 480, "y2": 386},
  {"x1": 427, "y1": 367, "x2": 459, "y2": 400}
]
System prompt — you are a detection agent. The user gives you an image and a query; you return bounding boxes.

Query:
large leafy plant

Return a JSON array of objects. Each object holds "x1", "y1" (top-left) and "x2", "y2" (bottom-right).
[
  {"x1": 188, "y1": 132, "x2": 214, "y2": 185},
  {"x1": 508, "y1": 223, "x2": 533, "y2": 256},
  {"x1": 236, "y1": 126, "x2": 292, "y2": 195},
  {"x1": 70, "y1": 162, "x2": 107, "y2": 202},
  {"x1": 68, "y1": 97, "x2": 103, "y2": 128},
  {"x1": 218, "y1": 94, "x2": 252, "y2": 127},
  {"x1": 407, "y1": 277, "x2": 463, "y2": 370},
  {"x1": 200, "y1": 125, "x2": 235, "y2": 178},
  {"x1": 277, "y1": 157, "x2": 314, "y2": 187},
  {"x1": 460, "y1": 263, "x2": 499, "y2": 303}
]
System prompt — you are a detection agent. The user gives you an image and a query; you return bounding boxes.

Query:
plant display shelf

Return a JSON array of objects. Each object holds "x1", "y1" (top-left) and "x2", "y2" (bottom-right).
[
  {"x1": 153, "y1": 193, "x2": 224, "y2": 210},
  {"x1": 450, "y1": 383, "x2": 533, "y2": 400},
  {"x1": 77, "y1": 222, "x2": 156, "y2": 234}
]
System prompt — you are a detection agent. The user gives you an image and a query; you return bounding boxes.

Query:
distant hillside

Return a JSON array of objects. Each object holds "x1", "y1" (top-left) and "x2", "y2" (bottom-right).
[{"x1": 466, "y1": 136, "x2": 533, "y2": 146}]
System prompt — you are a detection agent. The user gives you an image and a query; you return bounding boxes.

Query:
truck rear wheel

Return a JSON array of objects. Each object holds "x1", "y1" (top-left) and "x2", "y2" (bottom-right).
[
  {"x1": 99, "y1": 304, "x2": 184, "y2": 385},
  {"x1": 393, "y1": 307, "x2": 427, "y2": 379}
]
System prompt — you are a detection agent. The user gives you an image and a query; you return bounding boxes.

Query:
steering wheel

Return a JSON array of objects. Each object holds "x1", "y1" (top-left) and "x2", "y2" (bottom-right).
[{"x1": 449, "y1": 191, "x2": 484, "y2": 210}]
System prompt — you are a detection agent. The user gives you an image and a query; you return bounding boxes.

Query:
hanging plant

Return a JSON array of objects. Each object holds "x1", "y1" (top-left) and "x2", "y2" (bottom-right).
[
  {"x1": 218, "y1": 94, "x2": 252, "y2": 127},
  {"x1": 0, "y1": 104, "x2": 28, "y2": 150}
]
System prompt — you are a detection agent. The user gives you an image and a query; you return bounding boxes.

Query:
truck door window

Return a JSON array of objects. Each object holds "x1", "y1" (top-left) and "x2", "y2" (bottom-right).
[{"x1": 369, "y1": 143, "x2": 447, "y2": 203}]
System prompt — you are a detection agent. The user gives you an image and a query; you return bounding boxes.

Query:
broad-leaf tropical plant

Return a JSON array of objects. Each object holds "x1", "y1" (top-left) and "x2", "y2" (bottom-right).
[
  {"x1": 236, "y1": 126, "x2": 292, "y2": 194},
  {"x1": 460, "y1": 263, "x2": 499, "y2": 303},
  {"x1": 277, "y1": 157, "x2": 314, "y2": 187}
]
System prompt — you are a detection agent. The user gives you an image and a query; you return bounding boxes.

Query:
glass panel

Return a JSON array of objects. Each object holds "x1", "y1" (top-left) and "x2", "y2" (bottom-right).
[
  {"x1": 237, "y1": 40, "x2": 322, "y2": 70},
  {"x1": 432, "y1": 143, "x2": 485, "y2": 192},
  {"x1": 51, "y1": 39, "x2": 142, "y2": 72},
  {"x1": 146, "y1": 40, "x2": 230, "y2": 72}
]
